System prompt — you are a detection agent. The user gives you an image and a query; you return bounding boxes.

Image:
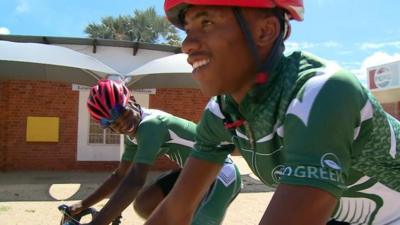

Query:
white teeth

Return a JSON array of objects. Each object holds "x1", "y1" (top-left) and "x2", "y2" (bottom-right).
[
  {"x1": 127, "y1": 125, "x2": 135, "y2": 133},
  {"x1": 192, "y1": 59, "x2": 210, "y2": 70}
]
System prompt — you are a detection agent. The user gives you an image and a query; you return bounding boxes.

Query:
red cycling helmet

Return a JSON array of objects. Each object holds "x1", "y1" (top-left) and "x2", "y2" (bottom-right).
[
  {"x1": 87, "y1": 79, "x2": 131, "y2": 127},
  {"x1": 165, "y1": 0, "x2": 304, "y2": 29}
]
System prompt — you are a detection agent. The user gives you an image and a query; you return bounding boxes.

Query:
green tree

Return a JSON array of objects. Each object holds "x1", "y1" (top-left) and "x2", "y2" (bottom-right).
[{"x1": 85, "y1": 7, "x2": 181, "y2": 46}]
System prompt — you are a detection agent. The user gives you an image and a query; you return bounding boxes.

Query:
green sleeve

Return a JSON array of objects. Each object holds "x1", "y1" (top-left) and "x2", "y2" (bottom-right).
[
  {"x1": 280, "y1": 70, "x2": 366, "y2": 198},
  {"x1": 133, "y1": 117, "x2": 169, "y2": 165},
  {"x1": 191, "y1": 100, "x2": 235, "y2": 164},
  {"x1": 121, "y1": 135, "x2": 138, "y2": 162}
]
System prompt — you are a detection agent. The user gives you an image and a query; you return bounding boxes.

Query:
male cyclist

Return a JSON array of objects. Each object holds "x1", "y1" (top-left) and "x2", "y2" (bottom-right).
[
  {"x1": 146, "y1": 1, "x2": 400, "y2": 225},
  {"x1": 69, "y1": 79, "x2": 241, "y2": 225}
]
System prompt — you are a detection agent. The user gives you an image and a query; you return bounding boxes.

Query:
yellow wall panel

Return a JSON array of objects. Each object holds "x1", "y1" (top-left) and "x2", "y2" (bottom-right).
[{"x1": 26, "y1": 117, "x2": 59, "y2": 142}]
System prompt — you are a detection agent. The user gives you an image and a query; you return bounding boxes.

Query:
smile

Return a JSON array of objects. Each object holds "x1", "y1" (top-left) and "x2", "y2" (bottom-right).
[
  {"x1": 192, "y1": 59, "x2": 210, "y2": 70},
  {"x1": 127, "y1": 123, "x2": 135, "y2": 133}
]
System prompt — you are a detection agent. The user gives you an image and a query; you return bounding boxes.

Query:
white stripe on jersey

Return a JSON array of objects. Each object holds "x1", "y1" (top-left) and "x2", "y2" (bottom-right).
[
  {"x1": 140, "y1": 108, "x2": 171, "y2": 124},
  {"x1": 333, "y1": 176, "x2": 400, "y2": 225},
  {"x1": 354, "y1": 100, "x2": 373, "y2": 140},
  {"x1": 205, "y1": 99, "x2": 225, "y2": 119},
  {"x1": 166, "y1": 129, "x2": 194, "y2": 148},
  {"x1": 235, "y1": 122, "x2": 283, "y2": 143},
  {"x1": 389, "y1": 121, "x2": 397, "y2": 159},
  {"x1": 286, "y1": 62, "x2": 340, "y2": 126}
]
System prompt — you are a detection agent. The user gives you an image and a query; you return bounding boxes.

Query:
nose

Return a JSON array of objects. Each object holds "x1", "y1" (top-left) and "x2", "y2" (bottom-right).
[{"x1": 181, "y1": 32, "x2": 201, "y2": 55}]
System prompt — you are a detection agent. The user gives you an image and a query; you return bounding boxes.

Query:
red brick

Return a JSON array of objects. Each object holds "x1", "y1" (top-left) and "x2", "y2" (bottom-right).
[
  {"x1": 149, "y1": 88, "x2": 209, "y2": 122},
  {"x1": 1, "y1": 82, "x2": 203, "y2": 172}
]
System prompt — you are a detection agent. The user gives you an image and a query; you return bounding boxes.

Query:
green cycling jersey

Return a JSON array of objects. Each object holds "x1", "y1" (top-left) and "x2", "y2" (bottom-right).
[
  {"x1": 122, "y1": 108, "x2": 194, "y2": 167},
  {"x1": 192, "y1": 51, "x2": 400, "y2": 225},
  {"x1": 121, "y1": 108, "x2": 242, "y2": 225}
]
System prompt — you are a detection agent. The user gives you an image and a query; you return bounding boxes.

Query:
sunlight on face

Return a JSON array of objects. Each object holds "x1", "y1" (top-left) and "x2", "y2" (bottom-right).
[{"x1": 182, "y1": 6, "x2": 257, "y2": 98}]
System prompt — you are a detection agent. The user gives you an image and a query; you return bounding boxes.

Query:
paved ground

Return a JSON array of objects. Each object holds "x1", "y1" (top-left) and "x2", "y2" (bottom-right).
[{"x1": 0, "y1": 156, "x2": 275, "y2": 225}]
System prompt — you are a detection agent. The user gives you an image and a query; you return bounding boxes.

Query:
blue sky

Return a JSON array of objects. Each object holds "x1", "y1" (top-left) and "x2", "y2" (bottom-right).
[{"x1": 1, "y1": 0, "x2": 400, "y2": 84}]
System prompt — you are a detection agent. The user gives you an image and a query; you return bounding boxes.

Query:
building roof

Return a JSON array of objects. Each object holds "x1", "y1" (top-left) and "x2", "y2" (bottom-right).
[{"x1": 0, "y1": 34, "x2": 181, "y2": 55}]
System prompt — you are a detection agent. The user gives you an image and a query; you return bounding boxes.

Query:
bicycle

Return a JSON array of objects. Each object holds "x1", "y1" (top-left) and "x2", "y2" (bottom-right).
[{"x1": 58, "y1": 204, "x2": 122, "y2": 225}]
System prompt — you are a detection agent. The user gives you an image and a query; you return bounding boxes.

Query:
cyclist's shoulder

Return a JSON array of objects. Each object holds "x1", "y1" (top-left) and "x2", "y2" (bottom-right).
[
  {"x1": 139, "y1": 108, "x2": 169, "y2": 125},
  {"x1": 285, "y1": 51, "x2": 363, "y2": 94},
  {"x1": 282, "y1": 53, "x2": 370, "y2": 121},
  {"x1": 134, "y1": 109, "x2": 169, "y2": 137},
  {"x1": 139, "y1": 108, "x2": 196, "y2": 135}
]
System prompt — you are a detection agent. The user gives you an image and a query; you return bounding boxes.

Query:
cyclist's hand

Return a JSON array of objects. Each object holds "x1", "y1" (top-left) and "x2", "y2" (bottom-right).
[{"x1": 69, "y1": 202, "x2": 84, "y2": 216}]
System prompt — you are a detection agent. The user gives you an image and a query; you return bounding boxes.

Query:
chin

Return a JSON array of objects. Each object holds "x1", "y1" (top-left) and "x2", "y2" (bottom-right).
[{"x1": 199, "y1": 85, "x2": 223, "y2": 98}]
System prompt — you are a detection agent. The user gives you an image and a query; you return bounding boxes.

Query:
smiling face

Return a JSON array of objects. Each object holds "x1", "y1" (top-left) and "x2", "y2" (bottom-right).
[
  {"x1": 108, "y1": 100, "x2": 141, "y2": 139},
  {"x1": 182, "y1": 6, "x2": 258, "y2": 99}
]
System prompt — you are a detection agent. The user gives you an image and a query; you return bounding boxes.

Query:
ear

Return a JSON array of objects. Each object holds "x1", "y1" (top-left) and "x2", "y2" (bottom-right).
[{"x1": 253, "y1": 15, "x2": 281, "y2": 48}]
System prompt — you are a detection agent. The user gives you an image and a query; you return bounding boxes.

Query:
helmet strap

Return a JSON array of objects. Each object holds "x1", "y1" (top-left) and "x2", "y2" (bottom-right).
[
  {"x1": 232, "y1": 7, "x2": 286, "y2": 86},
  {"x1": 232, "y1": 7, "x2": 262, "y2": 71}
]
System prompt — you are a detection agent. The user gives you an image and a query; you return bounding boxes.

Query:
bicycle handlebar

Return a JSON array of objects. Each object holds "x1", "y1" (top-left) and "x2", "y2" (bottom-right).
[
  {"x1": 58, "y1": 204, "x2": 122, "y2": 225},
  {"x1": 58, "y1": 204, "x2": 98, "y2": 225}
]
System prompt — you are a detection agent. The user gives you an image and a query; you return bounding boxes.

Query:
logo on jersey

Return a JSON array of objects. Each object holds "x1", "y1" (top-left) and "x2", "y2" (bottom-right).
[
  {"x1": 271, "y1": 165, "x2": 285, "y2": 183},
  {"x1": 282, "y1": 166, "x2": 293, "y2": 176},
  {"x1": 321, "y1": 153, "x2": 342, "y2": 171},
  {"x1": 280, "y1": 154, "x2": 345, "y2": 184},
  {"x1": 281, "y1": 164, "x2": 345, "y2": 184}
]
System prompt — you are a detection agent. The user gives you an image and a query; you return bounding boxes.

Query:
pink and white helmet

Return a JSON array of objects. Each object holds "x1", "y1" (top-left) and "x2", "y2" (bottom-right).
[{"x1": 87, "y1": 79, "x2": 131, "y2": 126}]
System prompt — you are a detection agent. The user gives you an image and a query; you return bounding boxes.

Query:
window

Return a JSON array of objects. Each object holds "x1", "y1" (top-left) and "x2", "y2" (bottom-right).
[{"x1": 88, "y1": 117, "x2": 120, "y2": 144}]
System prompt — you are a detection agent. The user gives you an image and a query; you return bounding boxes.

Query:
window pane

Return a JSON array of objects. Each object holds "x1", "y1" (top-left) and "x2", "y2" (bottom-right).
[
  {"x1": 105, "y1": 128, "x2": 120, "y2": 144},
  {"x1": 88, "y1": 117, "x2": 104, "y2": 144},
  {"x1": 88, "y1": 117, "x2": 120, "y2": 144},
  {"x1": 89, "y1": 134, "x2": 104, "y2": 144}
]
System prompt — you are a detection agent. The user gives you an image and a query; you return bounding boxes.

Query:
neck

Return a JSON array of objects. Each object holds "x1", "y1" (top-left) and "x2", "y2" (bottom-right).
[{"x1": 231, "y1": 81, "x2": 254, "y2": 103}]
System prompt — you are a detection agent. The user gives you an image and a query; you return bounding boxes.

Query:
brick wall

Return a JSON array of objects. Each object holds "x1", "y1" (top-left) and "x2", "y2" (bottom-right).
[
  {"x1": 0, "y1": 82, "x2": 207, "y2": 171},
  {"x1": 149, "y1": 88, "x2": 209, "y2": 122},
  {"x1": 0, "y1": 82, "x2": 8, "y2": 171},
  {"x1": 0, "y1": 81, "x2": 121, "y2": 171}
]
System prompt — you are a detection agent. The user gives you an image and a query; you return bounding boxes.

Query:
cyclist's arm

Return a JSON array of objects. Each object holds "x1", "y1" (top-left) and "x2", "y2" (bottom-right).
[
  {"x1": 89, "y1": 163, "x2": 150, "y2": 225},
  {"x1": 88, "y1": 118, "x2": 170, "y2": 224},
  {"x1": 73, "y1": 160, "x2": 132, "y2": 213},
  {"x1": 259, "y1": 184, "x2": 337, "y2": 225},
  {"x1": 261, "y1": 70, "x2": 364, "y2": 224},
  {"x1": 145, "y1": 157, "x2": 222, "y2": 225}
]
